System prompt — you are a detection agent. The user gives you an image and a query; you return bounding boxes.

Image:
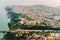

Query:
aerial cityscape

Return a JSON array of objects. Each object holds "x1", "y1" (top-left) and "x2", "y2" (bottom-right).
[
  {"x1": 1, "y1": 0, "x2": 60, "y2": 40},
  {"x1": 2, "y1": 5, "x2": 60, "y2": 40}
]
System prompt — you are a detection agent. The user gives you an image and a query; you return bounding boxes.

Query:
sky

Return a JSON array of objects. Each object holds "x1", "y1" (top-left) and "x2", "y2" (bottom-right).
[{"x1": 0, "y1": 0, "x2": 60, "y2": 7}]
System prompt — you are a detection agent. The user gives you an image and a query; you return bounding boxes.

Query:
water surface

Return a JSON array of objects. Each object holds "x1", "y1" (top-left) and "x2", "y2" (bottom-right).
[{"x1": 0, "y1": 6, "x2": 8, "y2": 39}]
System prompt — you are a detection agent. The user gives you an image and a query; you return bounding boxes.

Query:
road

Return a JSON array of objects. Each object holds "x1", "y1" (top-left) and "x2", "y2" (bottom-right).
[{"x1": 0, "y1": 29, "x2": 60, "y2": 33}]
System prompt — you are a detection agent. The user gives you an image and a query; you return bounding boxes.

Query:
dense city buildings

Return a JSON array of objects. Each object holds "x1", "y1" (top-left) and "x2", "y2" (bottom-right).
[{"x1": 2, "y1": 5, "x2": 60, "y2": 40}]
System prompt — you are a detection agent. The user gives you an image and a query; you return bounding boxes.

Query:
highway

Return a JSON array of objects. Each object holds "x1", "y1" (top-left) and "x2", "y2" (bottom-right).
[{"x1": 0, "y1": 29, "x2": 60, "y2": 33}]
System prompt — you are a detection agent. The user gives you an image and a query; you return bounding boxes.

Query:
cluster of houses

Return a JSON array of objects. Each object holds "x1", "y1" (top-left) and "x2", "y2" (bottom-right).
[
  {"x1": 6, "y1": 6, "x2": 60, "y2": 40},
  {"x1": 14, "y1": 31, "x2": 60, "y2": 40},
  {"x1": 18, "y1": 17, "x2": 47, "y2": 26}
]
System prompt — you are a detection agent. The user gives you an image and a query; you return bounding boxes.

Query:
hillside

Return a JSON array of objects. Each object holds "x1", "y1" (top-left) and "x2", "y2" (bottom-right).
[{"x1": 6, "y1": 5, "x2": 60, "y2": 28}]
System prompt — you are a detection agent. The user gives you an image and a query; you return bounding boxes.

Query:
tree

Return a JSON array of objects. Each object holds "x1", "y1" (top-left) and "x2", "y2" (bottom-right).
[{"x1": 5, "y1": 7, "x2": 13, "y2": 12}]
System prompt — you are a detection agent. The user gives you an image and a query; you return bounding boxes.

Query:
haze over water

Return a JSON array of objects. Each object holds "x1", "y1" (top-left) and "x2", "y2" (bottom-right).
[{"x1": 0, "y1": 4, "x2": 9, "y2": 39}]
